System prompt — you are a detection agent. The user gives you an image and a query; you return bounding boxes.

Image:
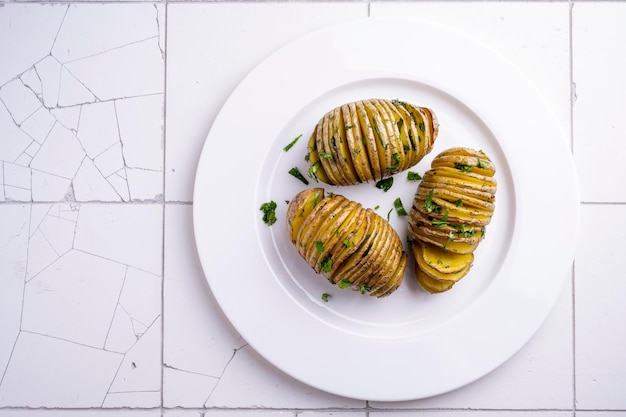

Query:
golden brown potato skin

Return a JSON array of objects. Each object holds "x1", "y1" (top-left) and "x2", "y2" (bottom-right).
[
  {"x1": 408, "y1": 147, "x2": 497, "y2": 293},
  {"x1": 287, "y1": 188, "x2": 406, "y2": 297},
  {"x1": 306, "y1": 99, "x2": 438, "y2": 185}
]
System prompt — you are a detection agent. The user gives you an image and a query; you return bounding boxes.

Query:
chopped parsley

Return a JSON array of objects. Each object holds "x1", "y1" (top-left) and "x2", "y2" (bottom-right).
[
  {"x1": 288, "y1": 167, "x2": 309, "y2": 185},
  {"x1": 407, "y1": 171, "x2": 422, "y2": 181},
  {"x1": 477, "y1": 158, "x2": 487, "y2": 169},
  {"x1": 320, "y1": 256, "x2": 332, "y2": 273},
  {"x1": 315, "y1": 241, "x2": 324, "y2": 253},
  {"x1": 321, "y1": 293, "x2": 331, "y2": 302},
  {"x1": 393, "y1": 197, "x2": 408, "y2": 216},
  {"x1": 374, "y1": 205, "x2": 380, "y2": 210},
  {"x1": 360, "y1": 284, "x2": 371, "y2": 294},
  {"x1": 319, "y1": 152, "x2": 334, "y2": 159},
  {"x1": 455, "y1": 199, "x2": 463, "y2": 207},
  {"x1": 375, "y1": 177, "x2": 394, "y2": 192},
  {"x1": 259, "y1": 201, "x2": 277, "y2": 226},
  {"x1": 386, "y1": 153, "x2": 401, "y2": 171},
  {"x1": 342, "y1": 238, "x2": 352, "y2": 248},
  {"x1": 338, "y1": 279, "x2": 351, "y2": 289},
  {"x1": 442, "y1": 231, "x2": 455, "y2": 253},
  {"x1": 312, "y1": 190, "x2": 321, "y2": 207},
  {"x1": 454, "y1": 162, "x2": 474, "y2": 172},
  {"x1": 424, "y1": 189, "x2": 442, "y2": 213},
  {"x1": 283, "y1": 134, "x2": 302, "y2": 152},
  {"x1": 431, "y1": 209, "x2": 449, "y2": 227},
  {"x1": 307, "y1": 161, "x2": 321, "y2": 181},
  {"x1": 454, "y1": 224, "x2": 476, "y2": 238}
]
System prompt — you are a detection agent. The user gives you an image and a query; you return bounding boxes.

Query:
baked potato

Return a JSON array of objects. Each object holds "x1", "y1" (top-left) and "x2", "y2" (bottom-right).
[
  {"x1": 408, "y1": 147, "x2": 497, "y2": 293},
  {"x1": 306, "y1": 99, "x2": 439, "y2": 185},
  {"x1": 287, "y1": 188, "x2": 406, "y2": 297}
]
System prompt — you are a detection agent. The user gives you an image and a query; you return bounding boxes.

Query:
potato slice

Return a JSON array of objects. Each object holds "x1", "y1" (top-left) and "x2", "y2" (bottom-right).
[
  {"x1": 379, "y1": 99, "x2": 412, "y2": 172},
  {"x1": 414, "y1": 242, "x2": 473, "y2": 282},
  {"x1": 408, "y1": 147, "x2": 496, "y2": 293},
  {"x1": 289, "y1": 192, "x2": 406, "y2": 297},
  {"x1": 318, "y1": 111, "x2": 348, "y2": 185},
  {"x1": 306, "y1": 99, "x2": 438, "y2": 185},
  {"x1": 305, "y1": 128, "x2": 330, "y2": 184},
  {"x1": 287, "y1": 188, "x2": 324, "y2": 244},
  {"x1": 370, "y1": 251, "x2": 407, "y2": 297},
  {"x1": 343, "y1": 103, "x2": 372, "y2": 183},
  {"x1": 419, "y1": 242, "x2": 473, "y2": 275},
  {"x1": 415, "y1": 266, "x2": 455, "y2": 294},
  {"x1": 355, "y1": 101, "x2": 383, "y2": 181}
]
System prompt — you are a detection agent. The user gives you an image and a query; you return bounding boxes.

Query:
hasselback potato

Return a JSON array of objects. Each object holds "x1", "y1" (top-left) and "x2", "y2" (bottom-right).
[
  {"x1": 287, "y1": 188, "x2": 407, "y2": 297},
  {"x1": 306, "y1": 99, "x2": 439, "y2": 185},
  {"x1": 408, "y1": 147, "x2": 497, "y2": 293}
]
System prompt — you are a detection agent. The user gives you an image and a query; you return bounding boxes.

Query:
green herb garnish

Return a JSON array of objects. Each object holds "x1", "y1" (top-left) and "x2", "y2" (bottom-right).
[
  {"x1": 342, "y1": 239, "x2": 352, "y2": 248},
  {"x1": 442, "y1": 231, "x2": 455, "y2": 253},
  {"x1": 407, "y1": 171, "x2": 422, "y2": 181},
  {"x1": 424, "y1": 189, "x2": 441, "y2": 214},
  {"x1": 477, "y1": 158, "x2": 486, "y2": 169},
  {"x1": 431, "y1": 209, "x2": 449, "y2": 227},
  {"x1": 315, "y1": 241, "x2": 324, "y2": 253},
  {"x1": 320, "y1": 256, "x2": 332, "y2": 273},
  {"x1": 375, "y1": 177, "x2": 394, "y2": 192},
  {"x1": 454, "y1": 162, "x2": 474, "y2": 172},
  {"x1": 307, "y1": 161, "x2": 321, "y2": 182},
  {"x1": 319, "y1": 152, "x2": 334, "y2": 159},
  {"x1": 360, "y1": 284, "x2": 370, "y2": 294},
  {"x1": 338, "y1": 279, "x2": 351, "y2": 289},
  {"x1": 386, "y1": 153, "x2": 401, "y2": 171},
  {"x1": 455, "y1": 199, "x2": 463, "y2": 207},
  {"x1": 393, "y1": 197, "x2": 408, "y2": 216},
  {"x1": 283, "y1": 134, "x2": 302, "y2": 152},
  {"x1": 321, "y1": 293, "x2": 331, "y2": 302},
  {"x1": 288, "y1": 167, "x2": 309, "y2": 185},
  {"x1": 259, "y1": 201, "x2": 277, "y2": 226}
]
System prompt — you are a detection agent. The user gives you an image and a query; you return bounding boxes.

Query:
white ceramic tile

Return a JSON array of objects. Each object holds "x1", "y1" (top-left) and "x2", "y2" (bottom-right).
[
  {"x1": 298, "y1": 413, "x2": 365, "y2": 417},
  {"x1": 73, "y1": 204, "x2": 163, "y2": 275},
  {"x1": 0, "y1": 411, "x2": 159, "y2": 417},
  {"x1": 0, "y1": 3, "x2": 164, "y2": 202},
  {"x1": 371, "y1": 412, "x2": 572, "y2": 417},
  {"x1": 0, "y1": 205, "x2": 30, "y2": 381},
  {"x1": 370, "y1": 2, "x2": 571, "y2": 144},
  {"x1": 370, "y1": 276, "x2": 573, "y2": 409},
  {"x1": 0, "y1": 331, "x2": 123, "y2": 407},
  {"x1": 0, "y1": 203, "x2": 162, "y2": 408},
  {"x1": 573, "y1": 3, "x2": 626, "y2": 203},
  {"x1": 163, "y1": 205, "x2": 363, "y2": 408},
  {"x1": 575, "y1": 204, "x2": 626, "y2": 410},
  {"x1": 165, "y1": 2, "x2": 369, "y2": 202},
  {"x1": 163, "y1": 411, "x2": 294, "y2": 417}
]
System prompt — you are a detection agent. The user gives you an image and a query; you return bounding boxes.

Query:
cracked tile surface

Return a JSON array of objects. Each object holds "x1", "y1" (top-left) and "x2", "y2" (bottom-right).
[
  {"x1": 1, "y1": 0, "x2": 625, "y2": 414},
  {"x1": 0, "y1": 204, "x2": 162, "y2": 407},
  {"x1": 0, "y1": 4, "x2": 164, "y2": 203}
]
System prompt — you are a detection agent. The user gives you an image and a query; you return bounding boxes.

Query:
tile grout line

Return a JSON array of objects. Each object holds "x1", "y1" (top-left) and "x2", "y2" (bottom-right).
[
  {"x1": 161, "y1": 0, "x2": 168, "y2": 413},
  {"x1": 569, "y1": 1, "x2": 578, "y2": 414}
]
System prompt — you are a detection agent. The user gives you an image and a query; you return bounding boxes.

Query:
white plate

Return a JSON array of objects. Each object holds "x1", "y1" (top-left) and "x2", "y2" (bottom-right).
[{"x1": 193, "y1": 17, "x2": 579, "y2": 401}]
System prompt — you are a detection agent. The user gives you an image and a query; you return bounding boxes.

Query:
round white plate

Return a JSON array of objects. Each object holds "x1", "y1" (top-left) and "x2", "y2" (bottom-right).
[{"x1": 193, "y1": 17, "x2": 579, "y2": 401}]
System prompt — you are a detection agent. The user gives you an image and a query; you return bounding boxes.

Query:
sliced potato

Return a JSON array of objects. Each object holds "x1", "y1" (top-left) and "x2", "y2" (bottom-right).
[
  {"x1": 306, "y1": 98, "x2": 438, "y2": 185},
  {"x1": 286, "y1": 191, "x2": 407, "y2": 298},
  {"x1": 408, "y1": 147, "x2": 497, "y2": 293}
]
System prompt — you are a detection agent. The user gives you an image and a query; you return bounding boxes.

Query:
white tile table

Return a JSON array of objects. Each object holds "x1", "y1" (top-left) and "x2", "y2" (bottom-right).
[{"x1": 1, "y1": 1, "x2": 625, "y2": 415}]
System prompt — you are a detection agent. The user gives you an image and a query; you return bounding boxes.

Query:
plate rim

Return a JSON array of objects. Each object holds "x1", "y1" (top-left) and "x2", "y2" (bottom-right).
[{"x1": 192, "y1": 16, "x2": 579, "y2": 401}]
